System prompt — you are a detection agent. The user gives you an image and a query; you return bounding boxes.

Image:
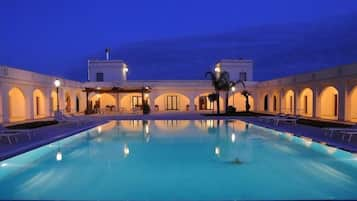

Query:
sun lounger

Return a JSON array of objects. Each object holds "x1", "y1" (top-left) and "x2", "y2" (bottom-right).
[
  {"x1": 338, "y1": 131, "x2": 357, "y2": 142},
  {"x1": 0, "y1": 129, "x2": 33, "y2": 144},
  {"x1": 274, "y1": 117, "x2": 297, "y2": 126},
  {"x1": 323, "y1": 128, "x2": 357, "y2": 136}
]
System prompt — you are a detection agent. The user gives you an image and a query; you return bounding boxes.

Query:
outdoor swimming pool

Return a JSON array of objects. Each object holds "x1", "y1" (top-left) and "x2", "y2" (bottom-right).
[{"x1": 1, "y1": 120, "x2": 357, "y2": 200}]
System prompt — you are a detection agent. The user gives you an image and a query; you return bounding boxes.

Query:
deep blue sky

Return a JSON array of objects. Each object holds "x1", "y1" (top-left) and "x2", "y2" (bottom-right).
[{"x1": 1, "y1": 0, "x2": 357, "y2": 81}]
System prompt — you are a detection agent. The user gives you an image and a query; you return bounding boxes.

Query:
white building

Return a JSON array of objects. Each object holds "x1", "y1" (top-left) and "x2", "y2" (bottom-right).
[{"x1": 0, "y1": 51, "x2": 357, "y2": 124}]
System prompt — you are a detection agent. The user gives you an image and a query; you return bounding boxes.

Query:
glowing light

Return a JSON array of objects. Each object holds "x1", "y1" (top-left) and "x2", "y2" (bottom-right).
[
  {"x1": 231, "y1": 133, "x2": 236, "y2": 143},
  {"x1": 56, "y1": 151, "x2": 62, "y2": 161},
  {"x1": 302, "y1": 137, "x2": 313, "y2": 147},
  {"x1": 96, "y1": 87, "x2": 101, "y2": 90},
  {"x1": 144, "y1": 93, "x2": 149, "y2": 99},
  {"x1": 54, "y1": 79, "x2": 61, "y2": 87},
  {"x1": 123, "y1": 65, "x2": 129, "y2": 73},
  {"x1": 231, "y1": 86, "x2": 236, "y2": 92},
  {"x1": 326, "y1": 146, "x2": 337, "y2": 154},
  {"x1": 1, "y1": 163, "x2": 8, "y2": 167},
  {"x1": 144, "y1": 124, "x2": 149, "y2": 134},
  {"x1": 207, "y1": 120, "x2": 214, "y2": 128},
  {"x1": 124, "y1": 144, "x2": 130, "y2": 157},
  {"x1": 214, "y1": 67, "x2": 221, "y2": 73},
  {"x1": 96, "y1": 94, "x2": 101, "y2": 99},
  {"x1": 285, "y1": 133, "x2": 294, "y2": 141},
  {"x1": 215, "y1": 146, "x2": 220, "y2": 156},
  {"x1": 97, "y1": 126, "x2": 102, "y2": 134}
]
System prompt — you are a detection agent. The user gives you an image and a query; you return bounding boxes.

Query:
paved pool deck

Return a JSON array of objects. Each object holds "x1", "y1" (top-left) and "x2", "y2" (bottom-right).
[{"x1": 1, "y1": 112, "x2": 356, "y2": 161}]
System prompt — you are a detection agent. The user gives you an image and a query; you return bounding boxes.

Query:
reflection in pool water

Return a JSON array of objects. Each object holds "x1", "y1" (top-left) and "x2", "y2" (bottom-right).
[{"x1": 1, "y1": 120, "x2": 357, "y2": 200}]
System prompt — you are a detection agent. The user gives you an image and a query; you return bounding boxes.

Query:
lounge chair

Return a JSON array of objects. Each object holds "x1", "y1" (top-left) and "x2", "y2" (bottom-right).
[
  {"x1": 0, "y1": 125, "x2": 33, "y2": 144},
  {"x1": 323, "y1": 128, "x2": 357, "y2": 137},
  {"x1": 56, "y1": 114, "x2": 87, "y2": 127},
  {"x1": 340, "y1": 131, "x2": 357, "y2": 142},
  {"x1": 274, "y1": 117, "x2": 298, "y2": 126}
]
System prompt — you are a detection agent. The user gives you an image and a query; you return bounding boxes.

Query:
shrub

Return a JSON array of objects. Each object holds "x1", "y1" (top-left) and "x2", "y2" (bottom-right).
[{"x1": 226, "y1": 105, "x2": 236, "y2": 114}]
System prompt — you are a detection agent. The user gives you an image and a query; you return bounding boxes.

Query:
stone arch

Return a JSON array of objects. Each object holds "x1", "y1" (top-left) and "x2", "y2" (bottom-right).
[
  {"x1": 319, "y1": 86, "x2": 339, "y2": 120},
  {"x1": 8, "y1": 87, "x2": 26, "y2": 122},
  {"x1": 154, "y1": 93, "x2": 190, "y2": 111},
  {"x1": 284, "y1": 90, "x2": 295, "y2": 114},
  {"x1": 299, "y1": 88, "x2": 313, "y2": 117},
  {"x1": 120, "y1": 93, "x2": 145, "y2": 112},
  {"x1": 33, "y1": 89, "x2": 46, "y2": 119},
  {"x1": 194, "y1": 92, "x2": 224, "y2": 112},
  {"x1": 90, "y1": 93, "x2": 116, "y2": 112},
  {"x1": 228, "y1": 92, "x2": 254, "y2": 112}
]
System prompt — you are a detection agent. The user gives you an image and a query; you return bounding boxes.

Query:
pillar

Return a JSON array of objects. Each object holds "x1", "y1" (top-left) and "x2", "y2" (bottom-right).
[
  {"x1": 23, "y1": 86, "x2": 34, "y2": 120},
  {"x1": 312, "y1": 87, "x2": 318, "y2": 118},
  {"x1": 279, "y1": 89, "x2": 284, "y2": 114},
  {"x1": 1, "y1": 84, "x2": 11, "y2": 123},
  {"x1": 294, "y1": 88, "x2": 299, "y2": 116},
  {"x1": 189, "y1": 94, "x2": 196, "y2": 112},
  {"x1": 337, "y1": 83, "x2": 347, "y2": 121},
  {"x1": 45, "y1": 88, "x2": 52, "y2": 117}
]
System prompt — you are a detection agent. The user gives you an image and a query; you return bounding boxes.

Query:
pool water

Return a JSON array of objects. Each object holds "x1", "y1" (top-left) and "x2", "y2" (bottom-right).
[{"x1": 1, "y1": 120, "x2": 357, "y2": 200}]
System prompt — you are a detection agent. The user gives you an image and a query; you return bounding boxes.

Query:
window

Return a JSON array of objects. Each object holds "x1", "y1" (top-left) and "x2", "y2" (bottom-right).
[
  {"x1": 36, "y1": 96, "x2": 40, "y2": 115},
  {"x1": 96, "y1": 72, "x2": 104, "y2": 82},
  {"x1": 166, "y1": 96, "x2": 178, "y2": 110},
  {"x1": 334, "y1": 94, "x2": 338, "y2": 116},
  {"x1": 239, "y1": 72, "x2": 247, "y2": 81},
  {"x1": 264, "y1": 95, "x2": 269, "y2": 111},
  {"x1": 131, "y1": 96, "x2": 142, "y2": 109}
]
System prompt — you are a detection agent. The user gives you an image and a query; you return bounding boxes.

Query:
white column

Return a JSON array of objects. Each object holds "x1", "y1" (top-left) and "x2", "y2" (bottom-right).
[
  {"x1": 189, "y1": 94, "x2": 196, "y2": 112},
  {"x1": 294, "y1": 88, "x2": 299, "y2": 115},
  {"x1": 1, "y1": 84, "x2": 11, "y2": 123},
  {"x1": 338, "y1": 83, "x2": 347, "y2": 121},
  {"x1": 279, "y1": 89, "x2": 284, "y2": 114},
  {"x1": 312, "y1": 87, "x2": 318, "y2": 118},
  {"x1": 116, "y1": 93, "x2": 120, "y2": 112},
  {"x1": 23, "y1": 86, "x2": 34, "y2": 120},
  {"x1": 45, "y1": 88, "x2": 52, "y2": 117}
]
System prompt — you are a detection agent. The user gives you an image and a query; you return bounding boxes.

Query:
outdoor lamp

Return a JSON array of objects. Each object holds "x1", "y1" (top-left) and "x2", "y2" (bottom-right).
[
  {"x1": 54, "y1": 79, "x2": 61, "y2": 88},
  {"x1": 54, "y1": 79, "x2": 61, "y2": 113},
  {"x1": 231, "y1": 86, "x2": 236, "y2": 92},
  {"x1": 214, "y1": 66, "x2": 221, "y2": 73}
]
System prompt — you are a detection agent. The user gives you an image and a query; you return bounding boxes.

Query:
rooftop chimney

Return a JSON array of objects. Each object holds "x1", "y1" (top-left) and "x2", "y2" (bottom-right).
[{"x1": 105, "y1": 48, "x2": 110, "y2": 60}]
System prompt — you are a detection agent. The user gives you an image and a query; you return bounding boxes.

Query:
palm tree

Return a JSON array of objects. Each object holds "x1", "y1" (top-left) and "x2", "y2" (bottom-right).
[
  {"x1": 241, "y1": 90, "x2": 251, "y2": 112},
  {"x1": 206, "y1": 70, "x2": 234, "y2": 114}
]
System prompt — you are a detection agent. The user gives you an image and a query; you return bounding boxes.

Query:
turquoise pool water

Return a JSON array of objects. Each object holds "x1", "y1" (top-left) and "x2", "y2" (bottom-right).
[{"x1": 1, "y1": 120, "x2": 357, "y2": 200}]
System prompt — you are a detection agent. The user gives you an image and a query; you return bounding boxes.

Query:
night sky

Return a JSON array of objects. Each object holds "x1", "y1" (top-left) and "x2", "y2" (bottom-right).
[{"x1": 1, "y1": 0, "x2": 357, "y2": 81}]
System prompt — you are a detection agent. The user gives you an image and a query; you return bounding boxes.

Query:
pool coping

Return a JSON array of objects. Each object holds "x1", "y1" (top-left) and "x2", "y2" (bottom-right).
[{"x1": 0, "y1": 120, "x2": 108, "y2": 161}]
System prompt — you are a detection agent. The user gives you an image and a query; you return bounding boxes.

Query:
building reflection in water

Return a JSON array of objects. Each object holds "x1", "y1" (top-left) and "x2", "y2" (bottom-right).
[
  {"x1": 143, "y1": 120, "x2": 150, "y2": 142},
  {"x1": 228, "y1": 120, "x2": 248, "y2": 133},
  {"x1": 154, "y1": 120, "x2": 190, "y2": 132},
  {"x1": 119, "y1": 120, "x2": 143, "y2": 132}
]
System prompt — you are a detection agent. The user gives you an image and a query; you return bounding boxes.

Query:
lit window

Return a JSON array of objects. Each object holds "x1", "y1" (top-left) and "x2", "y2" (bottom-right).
[{"x1": 96, "y1": 72, "x2": 104, "y2": 82}]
